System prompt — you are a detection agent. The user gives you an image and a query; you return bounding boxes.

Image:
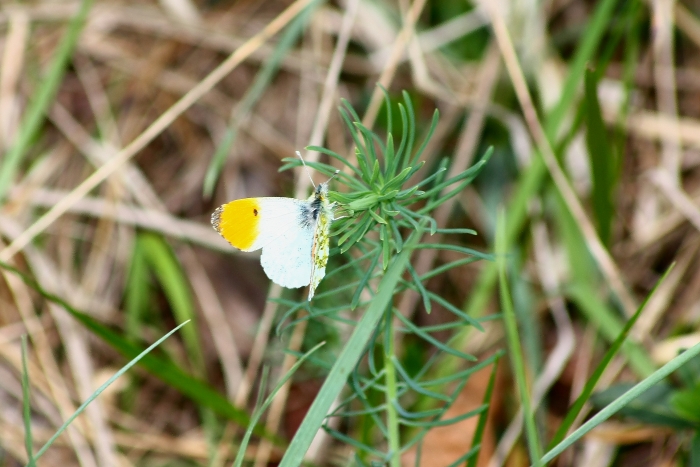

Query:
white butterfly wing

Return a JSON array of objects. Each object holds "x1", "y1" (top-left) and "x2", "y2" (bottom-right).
[{"x1": 256, "y1": 198, "x2": 314, "y2": 289}]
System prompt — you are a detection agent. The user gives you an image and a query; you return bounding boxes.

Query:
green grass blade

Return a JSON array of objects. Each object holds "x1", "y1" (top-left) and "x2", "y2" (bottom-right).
[
  {"x1": 539, "y1": 340, "x2": 700, "y2": 465},
  {"x1": 592, "y1": 382, "x2": 695, "y2": 429},
  {"x1": 583, "y1": 67, "x2": 616, "y2": 246},
  {"x1": 139, "y1": 233, "x2": 204, "y2": 372},
  {"x1": 462, "y1": 0, "x2": 622, "y2": 323},
  {"x1": 567, "y1": 283, "x2": 655, "y2": 377},
  {"x1": 446, "y1": 445, "x2": 481, "y2": 467},
  {"x1": 33, "y1": 321, "x2": 190, "y2": 462},
  {"x1": 691, "y1": 431, "x2": 700, "y2": 467},
  {"x1": 65, "y1": 308, "x2": 271, "y2": 436},
  {"x1": 21, "y1": 335, "x2": 35, "y2": 467},
  {"x1": 467, "y1": 353, "x2": 503, "y2": 467},
  {"x1": 125, "y1": 236, "x2": 150, "y2": 342},
  {"x1": 0, "y1": 0, "x2": 93, "y2": 201},
  {"x1": 496, "y1": 210, "x2": 542, "y2": 464},
  {"x1": 553, "y1": 192, "x2": 598, "y2": 287},
  {"x1": 233, "y1": 342, "x2": 325, "y2": 467},
  {"x1": 543, "y1": 0, "x2": 619, "y2": 139}
]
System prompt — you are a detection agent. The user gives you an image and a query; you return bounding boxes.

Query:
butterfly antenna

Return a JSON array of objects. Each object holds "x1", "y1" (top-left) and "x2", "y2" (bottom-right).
[
  {"x1": 328, "y1": 169, "x2": 340, "y2": 183},
  {"x1": 296, "y1": 151, "x2": 316, "y2": 188}
]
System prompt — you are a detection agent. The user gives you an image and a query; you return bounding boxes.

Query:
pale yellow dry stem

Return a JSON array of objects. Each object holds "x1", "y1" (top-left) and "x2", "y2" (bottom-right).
[
  {"x1": 44, "y1": 258, "x2": 118, "y2": 466},
  {"x1": 45, "y1": 94, "x2": 249, "y2": 401},
  {"x1": 624, "y1": 111, "x2": 700, "y2": 150},
  {"x1": 562, "y1": 324, "x2": 597, "y2": 465},
  {"x1": 253, "y1": 317, "x2": 308, "y2": 467},
  {"x1": 1, "y1": 0, "x2": 699, "y2": 465},
  {"x1": 675, "y1": 4, "x2": 700, "y2": 55},
  {"x1": 2, "y1": 10, "x2": 114, "y2": 466},
  {"x1": 73, "y1": 55, "x2": 122, "y2": 147},
  {"x1": 650, "y1": 169, "x2": 700, "y2": 232},
  {"x1": 0, "y1": 411, "x2": 37, "y2": 463},
  {"x1": 653, "y1": 333, "x2": 700, "y2": 364},
  {"x1": 0, "y1": 9, "x2": 28, "y2": 150},
  {"x1": 246, "y1": 112, "x2": 297, "y2": 158},
  {"x1": 214, "y1": 283, "x2": 281, "y2": 463},
  {"x1": 12, "y1": 188, "x2": 228, "y2": 251},
  {"x1": 294, "y1": 27, "x2": 319, "y2": 148},
  {"x1": 369, "y1": 8, "x2": 487, "y2": 67},
  {"x1": 0, "y1": 414, "x2": 269, "y2": 462},
  {"x1": 48, "y1": 102, "x2": 158, "y2": 208},
  {"x1": 77, "y1": 187, "x2": 123, "y2": 321},
  {"x1": 0, "y1": 4, "x2": 306, "y2": 419},
  {"x1": 0, "y1": 320, "x2": 41, "y2": 347},
  {"x1": 652, "y1": 0, "x2": 681, "y2": 171},
  {"x1": 299, "y1": 0, "x2": 360, "y2": 188}
]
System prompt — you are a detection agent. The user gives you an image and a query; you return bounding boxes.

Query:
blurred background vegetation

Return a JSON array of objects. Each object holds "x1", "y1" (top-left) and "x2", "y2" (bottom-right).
[{"x1": 1, "y1": 0, "x2": 700, "y2": 465}]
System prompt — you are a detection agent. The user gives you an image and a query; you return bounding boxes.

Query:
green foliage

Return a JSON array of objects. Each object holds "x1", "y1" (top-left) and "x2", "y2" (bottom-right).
[
  {"x1": 11, "y1": 0, "x2": 700, "y2": 465},
  {"x1": 275, "y1": 90, "x2": 494, "y2": 465}
]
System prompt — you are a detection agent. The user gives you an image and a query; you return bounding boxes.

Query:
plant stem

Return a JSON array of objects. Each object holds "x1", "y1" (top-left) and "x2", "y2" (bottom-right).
[{"x1": 384, "y1": 308, "x2": 401, "y2": 467}]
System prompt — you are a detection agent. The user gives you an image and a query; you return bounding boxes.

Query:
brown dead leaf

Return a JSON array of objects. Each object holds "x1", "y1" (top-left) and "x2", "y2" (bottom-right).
[{"x1": 402, "y1": 361, "x2": 500, "y2": 467}]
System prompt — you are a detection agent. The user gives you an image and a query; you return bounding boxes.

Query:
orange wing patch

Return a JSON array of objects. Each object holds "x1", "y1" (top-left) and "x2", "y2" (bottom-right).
[{"x1": 211, "y1": 198, "x2": 261, "y2": 251}]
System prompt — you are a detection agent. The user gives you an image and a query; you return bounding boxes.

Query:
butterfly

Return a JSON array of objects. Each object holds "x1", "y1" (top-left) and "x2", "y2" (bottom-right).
[{"x1": 211, "y1": 156, "x2": 337, "y2": 300}]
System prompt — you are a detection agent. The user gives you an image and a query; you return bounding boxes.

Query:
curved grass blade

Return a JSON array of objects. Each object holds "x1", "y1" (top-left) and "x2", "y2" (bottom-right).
[
  {"x1": 232, "y1": 341, "x2": 325, "y2": 467},
  {"x1": 32, "y1": 321, "x2": 190, "y2": 462}
]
